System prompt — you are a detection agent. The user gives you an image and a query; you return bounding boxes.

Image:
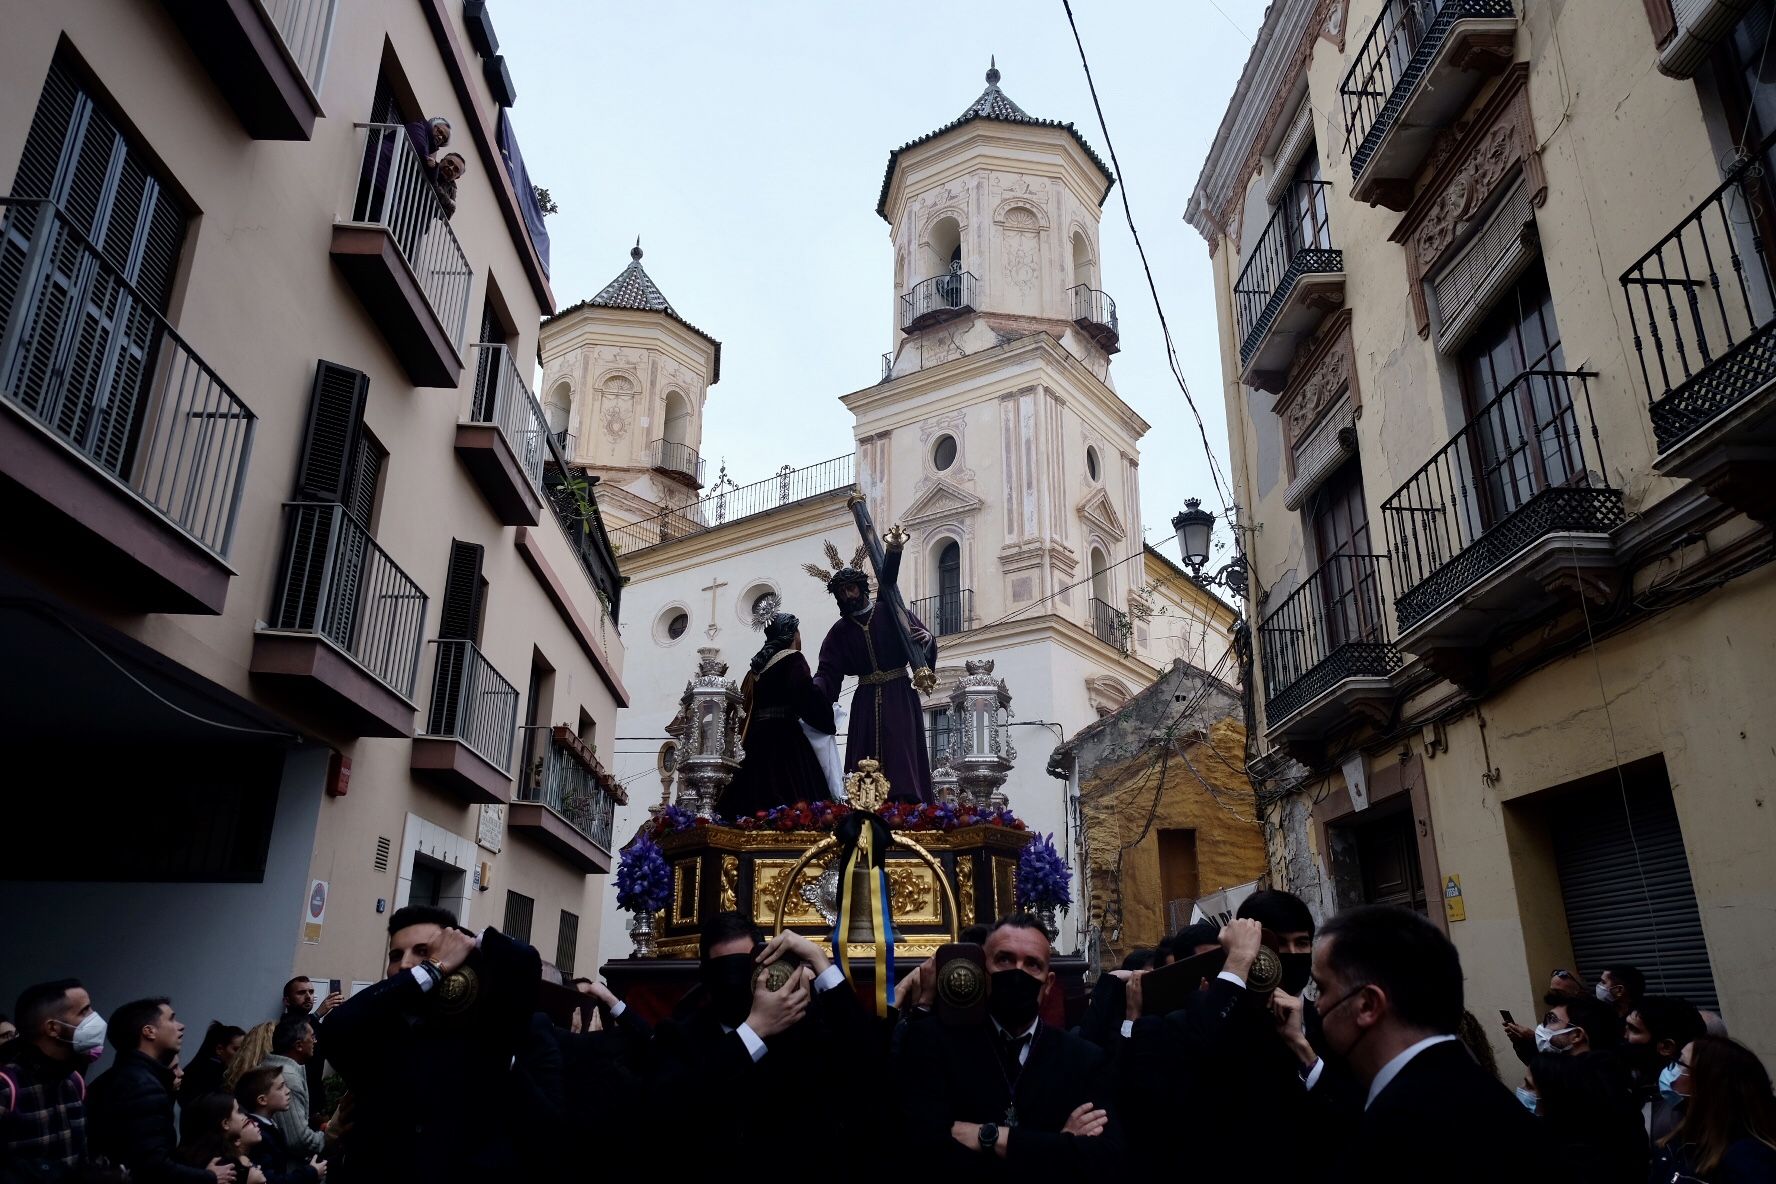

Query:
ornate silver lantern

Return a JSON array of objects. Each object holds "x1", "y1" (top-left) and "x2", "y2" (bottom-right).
[
  {"x1": 930, "y1": 755, "x2": 960, "y2": 807},
  {"x1": 674, "y1": 647, "x2": 745, "y2": 819},
  {"x1": 946, "y1": 658, "x2": 1015, "y2": 809}
]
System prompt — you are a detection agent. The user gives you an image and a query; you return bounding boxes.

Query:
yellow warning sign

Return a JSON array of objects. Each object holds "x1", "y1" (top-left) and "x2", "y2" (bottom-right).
[{"x1": 1443, "y1": 874, "x2": 1466, "y2": 923}]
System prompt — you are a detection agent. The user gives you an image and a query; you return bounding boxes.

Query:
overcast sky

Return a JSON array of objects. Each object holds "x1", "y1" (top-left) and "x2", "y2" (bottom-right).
[{"x1": 497, "y1": 0, "x2": 1268, "y2": 558}]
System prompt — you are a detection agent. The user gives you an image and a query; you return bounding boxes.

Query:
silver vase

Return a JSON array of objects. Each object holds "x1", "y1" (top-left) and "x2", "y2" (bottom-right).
[
  {"x1": 629, "y1": 908, "x2": 658, "y2": 958},
  {"x1": 1035, "y1": 903, "x2": 1060, "y2": 941}
]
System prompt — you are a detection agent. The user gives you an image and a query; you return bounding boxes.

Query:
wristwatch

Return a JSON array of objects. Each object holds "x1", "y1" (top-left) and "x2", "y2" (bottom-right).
[
  {"x1": 977, "y1": 1122, "x2": 998, "y2": 1153},
  {"x1": 419, "y1": 960, "x2": 444, "y2": 987}
]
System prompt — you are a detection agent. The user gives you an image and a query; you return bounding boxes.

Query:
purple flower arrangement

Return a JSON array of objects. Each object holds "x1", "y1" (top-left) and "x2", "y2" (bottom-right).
[
  {"x1": 650, "y1": 804, "x2": 706, "y2": 836},
  {"x1": 615, "y1": 835, "x2": 671, "y2": 914},
  {"x1": 1015, "y1": 832, "x2": 1072, "y2": 911}
]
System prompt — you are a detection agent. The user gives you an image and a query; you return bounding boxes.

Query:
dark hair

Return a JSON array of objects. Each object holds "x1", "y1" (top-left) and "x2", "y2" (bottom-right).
[
  {"x1": 1663, "y1": 1036, "x2": 1776, "y2": 1173},
  {"x1": 176, "y1": 1091, "x2": 239, "y2": 1168},
  {"x1": 281, "y1": 977, "x2": 310, "y2": 999},
  {"x1": 387, "y1": 904, "x2": 458, "y2": 935},
  {"x1": 1317, "y1": 905, "x2": 1463, "y2": 1034},
  {"x1": 1634, "y1": 996, "x2": 1705, "y2": 1054},
  {"x1": 1170, "y1": 921, "x2": 1222, "y2": 956},
  {"x1": 234, "y1": 1067, "x2": 284, "y2": 1112},
  {"x1": 1604, "y1": 964, "x2": 1645, "y2": 1002},
  {"x1": 1457, "y1": 1011, "x2": 1500, "y2": 1080},
  {"x1": 1120, "y1": 947, "x2": 1157, "y2": 971},
  {"x1": 986, "y1": 913, "x2": 1052, "y2": 966},
  {"x1": 14, "y1": 980, "x2": 82, "y2": 1036},
  {"x1": 270, "y1": 1016, "x2": 313, "y2": 1056},
  {"x1": 698, "y1": 912, "x2": 763, "y2": 963},
  {"x1": 959, "y1": 924, "x2": 991, "y2": 945},
  {"x1": 108, "y1": 998, "x2": 172, "y2": 1052},
  {"x1": 1531, "y1": 1049, "x2": 1641, "y2": 1135},
  {"x1": 1548, "y1": 992, "x2": 1624, "y2": 1049},
  {"x1": 198, "y1": 1022, "x2": 245, "y2": 1060},
  {"x1": 1237, "y1": 889, "x2": 1316, "y2": 938}
]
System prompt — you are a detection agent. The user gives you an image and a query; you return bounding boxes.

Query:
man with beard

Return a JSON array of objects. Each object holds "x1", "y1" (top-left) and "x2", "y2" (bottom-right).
[
  {"x1": 807, "y1": 534, "x2": 936, "y2": 803},
  {"x1": 319, "y1": 905, "x2": 539, "y2": 1183},
  {"x1": 895, "y1": 914, "x2": 1123, "y2": 1172}
]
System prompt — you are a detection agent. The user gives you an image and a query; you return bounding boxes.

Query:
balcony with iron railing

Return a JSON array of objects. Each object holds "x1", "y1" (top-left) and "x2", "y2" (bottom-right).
[
  {"x1": 541, "y1": 435, "x2": 623, "y2": 624},
  {"x1": 609, "y1": 453, "x2": 855, "y2": 555},
  {"x1": 458, "y1": 343, "x2": 547, "y2": 525},
  {"x1": 648, "y1": 437, "x2": 706, "y2": 486},
  {"x1": 1621, "y1": 128, "x2": 1776, "y2": 521},
  {"x1": 332, "y1": 123, "x2": 473, "y2": 387},
  {"x1": 0, "y1": 197, "x2": 256, "y2": 615},
  {"x1": 513, "y1": 725, "x2": 622, "y2": 872},
  {"x1": 1233, "y1": 182, "x2": 1344, "y2": 392},
  {"x1": 1069, "y1": 285, "x2": 1121, "y2": 354},
  {"x1": 1089, "y1": 597, "x2": 1128, "y2": 652},
  {"x1": 910, "y1": 589, "x2": 976, "y2": 637},
  {"x1": 162, "y1": 0, "x2": 335, "y2": 140},
  {"x1": 1382, "y1": 370, "x2": 1624, "y2": 657},
  {"x1": 252, "y1": 501, "x2": 429, "y2": 737},
  {"x1": 1339, "y1": 0, "x2": 1518, "y2": 209},
  {"x1": 1259, "y1": 553, "x2": 1402, "y2": 746},
  {"x1": 412, "y1": 638, "x2": 520, "y2": 804},
  {"x1": 901, "y1": 270, "x2": 979, "y2": 333}
]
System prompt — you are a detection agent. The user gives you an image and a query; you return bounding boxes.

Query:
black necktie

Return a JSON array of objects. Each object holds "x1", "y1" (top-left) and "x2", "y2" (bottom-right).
[{"x1": 997, "y1": 1031, "x2": 1031, "y2": 1077}]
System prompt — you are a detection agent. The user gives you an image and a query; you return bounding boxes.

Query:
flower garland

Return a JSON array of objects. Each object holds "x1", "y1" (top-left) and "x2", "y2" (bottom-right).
[
  {"x1": 615, "y1": 835, "x2": 671, "y2": 914},
  {"x1": 647, "y1": 799, "x2": 1025, "y2": 836},
  {"x1": 1015, "y1": 832, "x2": 1072, "y2": 911}
]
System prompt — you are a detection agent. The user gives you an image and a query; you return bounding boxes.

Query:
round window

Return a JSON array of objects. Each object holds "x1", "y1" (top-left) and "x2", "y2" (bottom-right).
[
  {"x1": 664, "y1": 610, "x2": 689, "y2": 641},
  {"x1": 933, "y1": 434, "x2": 958, "y2": 471},
  {"x1": 1086, "y1": 445, "x2": 1101, "y2": 482}
]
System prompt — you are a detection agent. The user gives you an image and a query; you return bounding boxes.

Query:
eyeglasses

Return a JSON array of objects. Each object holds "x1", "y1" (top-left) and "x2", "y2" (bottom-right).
[{"x1": 1552, "y1": 969, "x2": 1576, "y2": 980}]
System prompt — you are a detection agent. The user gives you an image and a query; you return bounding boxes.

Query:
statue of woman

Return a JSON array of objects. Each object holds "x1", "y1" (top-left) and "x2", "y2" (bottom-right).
[{"x1": 721, "y1": 611, "x2": 839, "y2": 818}]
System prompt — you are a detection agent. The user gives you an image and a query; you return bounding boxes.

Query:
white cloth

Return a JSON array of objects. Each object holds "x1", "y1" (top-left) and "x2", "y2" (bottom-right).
[
  {"x1": 1366, "y1": 1034, "x2": 1459, "y2": 1109},
  {"x1": 806, "y1": 702, "x2": 847, "y2": 801}
]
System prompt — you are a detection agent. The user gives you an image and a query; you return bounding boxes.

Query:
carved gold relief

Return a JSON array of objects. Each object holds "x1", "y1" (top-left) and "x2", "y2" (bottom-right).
[
  {"x1": 957, "y1": 856, "x2": 977, "y2": 924},
  {"x1": 754, "y1": 857, "x2": 834, "y2": 927},
  {"x1": 885, "y1": 864, "x2": 942, "y2": 926},
  {"x1": 672, "y1": 861, "x2": 699, "y2": 926},
  {"x1": 719, "y1": 855, "x2": 739, "y2": 912}
]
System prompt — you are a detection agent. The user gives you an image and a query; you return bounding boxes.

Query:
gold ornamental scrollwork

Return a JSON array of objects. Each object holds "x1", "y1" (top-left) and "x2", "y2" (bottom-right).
[
  {"x1": 885, "y1": 864, "x2": 941, "y2": 925},
  {"x1": 719, "y1": 855, "x2": 739, "y2": 912},
  {"x1": 758, "y1": 849, "x2": 836, "y2": 928},
  {"x1": 956, "y1": 856, "x2": 976, "y2": 925}
]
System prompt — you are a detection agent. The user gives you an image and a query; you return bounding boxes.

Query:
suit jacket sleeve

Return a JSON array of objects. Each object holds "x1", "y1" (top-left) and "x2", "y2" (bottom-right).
[
  {"x1": 1004, "y1": 1041, "x2": 1127, "y2": 1174},
  {"x1": 316, "y1": 969, "x2": 427, "y2": 1079},
  {"x1": 890, "y1": 1011, "x2": 976, "y2": 1167}
]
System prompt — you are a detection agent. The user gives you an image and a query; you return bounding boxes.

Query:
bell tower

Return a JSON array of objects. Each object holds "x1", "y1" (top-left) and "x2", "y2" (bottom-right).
[
  {"x1": 538, "y1": 242, "x2": 722, "y2": 527},
  {"x1": 879, "y1": 60, "x2": 1120, "y2": 384}
]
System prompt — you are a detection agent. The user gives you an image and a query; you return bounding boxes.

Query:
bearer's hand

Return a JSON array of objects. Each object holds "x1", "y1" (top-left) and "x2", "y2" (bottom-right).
[
  {"x1": 1062, "y1": 1102, "x2": 1109, "y2": 1137},
  {"x1": 429, "y1": 927, "x2": 477, "y2": 974},
  {"x1": 309, "y1": 1157, "x2": 328, "y2": 1181},
  {"x1": 757, "y1": 930, "x2": 831, "y2": 977},
  {"x1": 576, "y1": 978, "x2": 621, "y2": 1010},
  {"x1": 746, "y1": 965, "x2": 811, "y2": 1039},
  {"x1": 894, "y1": 958, "x2": 936, "y2": 1010},
  {"x1": 1269, "y1": 990, "x2": 1317, "y2": 1067},
  {"x1": 1123, "y1": 968, "x2": 1145, "y2": 1023},
  {"x1": 1219, "y1": 918, "x2": 1263, "y2": 982}
]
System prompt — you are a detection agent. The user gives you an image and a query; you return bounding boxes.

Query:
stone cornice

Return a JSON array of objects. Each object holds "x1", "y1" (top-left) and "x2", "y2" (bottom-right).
[
  {"x1": 538, "y1": 304, "x2": 720, "y2": 385},
  {"x1": 885, "y1": 122, "x2": 1114, "y2": 227}
]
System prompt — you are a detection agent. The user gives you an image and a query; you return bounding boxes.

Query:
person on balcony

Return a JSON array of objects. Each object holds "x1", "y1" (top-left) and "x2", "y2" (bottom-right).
[{"x1": 721, "y1": 607, "x2": 837, "y2": 818}]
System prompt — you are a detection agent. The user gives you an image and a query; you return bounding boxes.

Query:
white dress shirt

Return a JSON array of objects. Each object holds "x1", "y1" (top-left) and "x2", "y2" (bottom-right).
[
  {"x1": 989, "y1": 1014, "x2": 1041, "y2": 1065},
  {"x1": 723, "y1": 963, "x2": 846, "y2": 1062}
]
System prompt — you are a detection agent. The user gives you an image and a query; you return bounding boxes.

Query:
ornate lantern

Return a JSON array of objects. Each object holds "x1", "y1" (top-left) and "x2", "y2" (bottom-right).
[
  {"x1": 674, "y1": 647, "x2": 745, "y2": 819},
  {"x1": 946, "y1": 658, "x2": 1015, "y2": 809},
  {"x1": 930, "y1": 755, "x2": 960, "y2": 807}
]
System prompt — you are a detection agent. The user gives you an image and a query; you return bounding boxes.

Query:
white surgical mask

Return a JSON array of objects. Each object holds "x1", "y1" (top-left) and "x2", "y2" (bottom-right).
[
  {"x1": 58, "y1": 1012, "x2": 107, "y2": 1056},
  {"x1": 1596, "y1": 981, "x2": 1614, "y2": 1003},
  {"x1": 1659, "y1": 1062, "x2": 1686, "y2": 1107},
  {"x1": 1534, "y1": 1023, "x2": 1576, "y2": 1054},
  {"x1": 1515, "y1": 1086, "x2": 1539, "y2": 1114}
]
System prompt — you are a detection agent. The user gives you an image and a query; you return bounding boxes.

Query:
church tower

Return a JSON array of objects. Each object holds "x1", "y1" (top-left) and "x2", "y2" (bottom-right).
[
  {"x1": 538, "y1": 244, "x2": 721, "y2": 527},
  {"x1": 853, "y1": 61, "x2": 1144, "y2": 649}
]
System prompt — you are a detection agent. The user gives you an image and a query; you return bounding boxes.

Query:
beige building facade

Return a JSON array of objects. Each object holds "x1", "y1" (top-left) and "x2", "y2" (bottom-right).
[
  {"x1": 1188, "y1": 0, "x2": 1776, "y2": 1062},
  {"x1": 0, "y1": 0, "x2": 626, "y2": 1034}
]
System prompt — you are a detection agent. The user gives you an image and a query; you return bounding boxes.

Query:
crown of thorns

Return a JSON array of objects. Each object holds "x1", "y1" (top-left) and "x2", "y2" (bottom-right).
[{"x1": 804, "y1": 541, "x2": 870, "y2": 593}]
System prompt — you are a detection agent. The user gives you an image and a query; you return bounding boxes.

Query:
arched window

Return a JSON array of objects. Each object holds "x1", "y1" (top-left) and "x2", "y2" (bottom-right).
[
  {"x1": 1071, "y1": 230, "x2": 1096, "y2": 290},
  {"x1": 545, "y1": 381, "x2": 572, "y2": 446},
  {"x1": 662, "y1": 391, "x2": 691, "y2": 447},
  {"x1": 1090, "y1": 546, "x2": 1111, "y2": 603},
  {"x1": 925, "y1": 215, "x2": 963, "y2": 304},
  {"x1": 935, "y1": 540, "x2": 962, "y2": 634}
]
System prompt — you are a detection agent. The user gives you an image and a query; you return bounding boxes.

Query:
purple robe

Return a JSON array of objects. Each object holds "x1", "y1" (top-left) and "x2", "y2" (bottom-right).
[{"x1": 813, "y1": 592, "x2": 936, "y2": 804}]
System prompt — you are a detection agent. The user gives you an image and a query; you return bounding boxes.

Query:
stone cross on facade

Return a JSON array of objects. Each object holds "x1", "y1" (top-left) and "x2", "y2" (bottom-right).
[{"x1": 701, "y1": 577, "x2": 727, "y2": 640}]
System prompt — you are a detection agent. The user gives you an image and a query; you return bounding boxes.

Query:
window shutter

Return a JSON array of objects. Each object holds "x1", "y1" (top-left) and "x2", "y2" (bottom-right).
[
  {"x1": 556, "y1": 910, "x2": 579, "y2": 977},
  {"x1": 295, "y1": 361, "x2": 369, "y2": 503},
  {"x1": 503, "y1": 890, "x2": 534, "y2": 943},
  {"x1": 439, "y1": 541, "x2": 485, "y2": 641},
  {"x1": 347, "y1": 434, "x2": 386, "y2": 527},
  {"x1": 1643, "y1": 0, "x2": 1678, "y2": 45}
]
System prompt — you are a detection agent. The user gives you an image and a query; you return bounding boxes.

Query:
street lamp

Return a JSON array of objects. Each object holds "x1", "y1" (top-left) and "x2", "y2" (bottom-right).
[{"x1": 1171, "y1": 498, "x2": 1249, "y2": 598}]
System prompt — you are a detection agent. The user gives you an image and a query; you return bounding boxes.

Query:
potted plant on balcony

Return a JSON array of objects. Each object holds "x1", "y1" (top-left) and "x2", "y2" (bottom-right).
[
  {"x1": 1015, "y1": 832, "x2": 1072, "y2": 940},
  {"x1": 616, "y1": 835, "x2": 671, "y2": 958}
]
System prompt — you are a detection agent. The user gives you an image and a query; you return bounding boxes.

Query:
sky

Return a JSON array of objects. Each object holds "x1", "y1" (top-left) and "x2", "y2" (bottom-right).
[{"x1": 496, "y1": 0, "x2": 1269, "y2": 559}]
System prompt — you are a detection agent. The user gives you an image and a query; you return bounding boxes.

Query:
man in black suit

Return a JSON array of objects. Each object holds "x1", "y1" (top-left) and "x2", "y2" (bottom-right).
[
  {"x1": 1313, "y1": 904, "x2": 1553, "y2": 1184},
  {"x1": 894, "y1": 913, "x2": 1123, "y2": 1173},
  {"x1": 320, "y1": 904, "x2": 539, "y2": 1183}
]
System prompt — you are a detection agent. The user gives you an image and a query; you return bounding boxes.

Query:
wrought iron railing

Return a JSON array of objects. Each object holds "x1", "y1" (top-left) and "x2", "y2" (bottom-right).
[
  {"x1": 608, "y1": 453, "x2": 855, "y2": 554},
  {"x1": 1233, "y1": 181, "x2": 1341, "y2": 362},
  {"x1": 268, "y1": 501, "x2": 429, "y2": 696},
  {"x1": 345, "y1": 123, "x2": 472, "y2": 352},
  {"x1": 469, "y1": 342, "x2": 547, "y2": 492},
  {"x1": 263, "y1": 0, "x2": 338, "y2": 92},
  {"x1": 0, "y1": 197, "x2": 256, "y2": 559},
  {"x1": 520, "y1": 727, "x2": 618, "y2": 852},
  {"x1": 911, "y1": 589, "x2": 975, "y2": 637},
  {"x1": 541, "y1": 435, "x2": 623, "y2": 625},
  {"x1": 1089, "y1": 597, "x2": 1127, "y2": 651},
  {"x1": 1339, "y1": 0, "x2": 1516, "y2": 181},
  {"x1": 425, "y1": 638, "x2": 519, "y2": 771},
  {"x1": 1381, "y1": 369, "x2": 1623, "y2": 632},
  {"x1": 901, "y1": 270, "x2": 978, "y2": 330},
  {"x1": 1621, "y1": 127, "x2": 1776, "y2": 452},
  {"x1": 882, "y1": 351, "x2": 894, "y2": 381},
  {"x1": 1259, "y1": 553, "x2": 1402, "y2": 723},
  {"x1": 648, "y1": 437, "x2": 705, "y2": 485},
  {"x1": 1069, "y1": 285, "x2": 1118, "y2": 334}
]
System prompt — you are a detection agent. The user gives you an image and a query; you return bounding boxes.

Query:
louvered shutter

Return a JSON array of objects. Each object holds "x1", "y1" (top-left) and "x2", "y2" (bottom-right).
[
  {"x1": 295, "y1": 361, "x2": 369, "y2": 502},
  {"x1": 346, "y1": 435, "x2": 385, "y2": 527},
  {"x1": 428, "y1": 542, "x2": 485, "y2": 735},
  {"x1": 281, "y1": 363, "x2": 369, "y2": 644},
  {"x1": 556, "y1": 910, "x2": 579, "y2": 977},
  {"x1": 1551, "y1": 775, "x2": 1720, "y2": 1009}
]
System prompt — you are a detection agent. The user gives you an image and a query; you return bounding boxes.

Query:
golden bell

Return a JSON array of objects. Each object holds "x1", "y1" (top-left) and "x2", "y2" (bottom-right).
[{"x1": 844, "y1": 860, "x2": 879, "y2": 944}]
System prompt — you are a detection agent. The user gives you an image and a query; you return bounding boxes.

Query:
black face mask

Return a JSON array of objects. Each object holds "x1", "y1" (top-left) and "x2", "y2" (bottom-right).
[
  {"x1": 1280, "y1": 952, "x2": 1314, "y2": 996},
  {"x1": 701, "y1": 953, "x2": 756, "y2": 1029},
  {"x1": 988, "y1": 968, "x2": 1043, "y2": 1032}
]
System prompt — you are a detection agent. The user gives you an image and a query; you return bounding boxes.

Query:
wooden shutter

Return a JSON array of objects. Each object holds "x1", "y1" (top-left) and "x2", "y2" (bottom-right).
[
  {"x1": 347, "y1": 434, "x2": 385, "y2": 527},
  {"x1": 556, "y1": 910, "x2": 579, "y2": 977},
  {"x1": 503, "y1": 890, "x2": 534, "y2": 943},
  {"x1": 438, "y1": 540, "x2": 485, "y2": 640},
  {"x1": 294, "y1": 361, "x2": 369, "y2": 503}
]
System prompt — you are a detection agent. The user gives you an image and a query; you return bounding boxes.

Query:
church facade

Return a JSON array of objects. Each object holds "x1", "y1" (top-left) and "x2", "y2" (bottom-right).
[{"x1": 539, "y1": 66, "x2": 1237, "y2": 971}]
